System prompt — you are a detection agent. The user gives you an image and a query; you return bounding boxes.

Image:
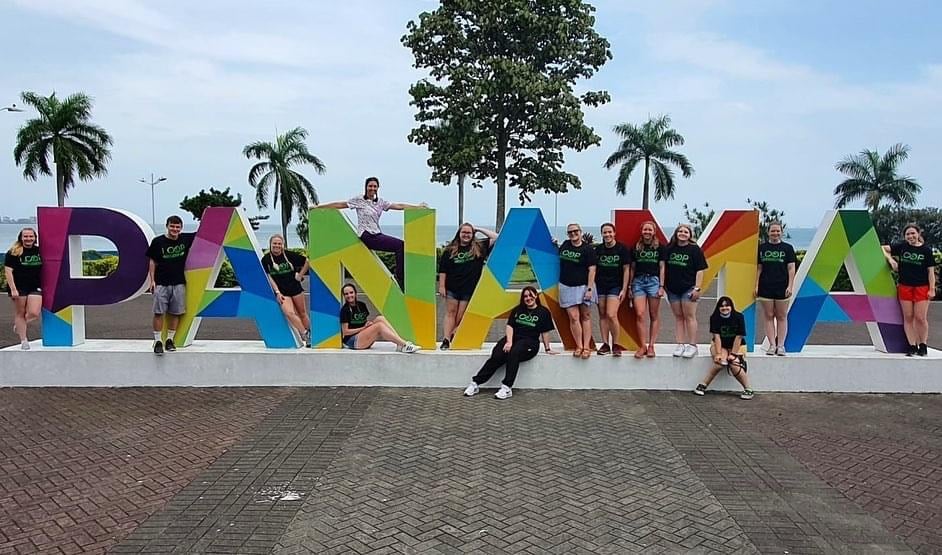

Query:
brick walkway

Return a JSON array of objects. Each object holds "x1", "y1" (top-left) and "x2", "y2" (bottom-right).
[{"x1": 1, "y1": 388, "x2": 940, "y2": 554}]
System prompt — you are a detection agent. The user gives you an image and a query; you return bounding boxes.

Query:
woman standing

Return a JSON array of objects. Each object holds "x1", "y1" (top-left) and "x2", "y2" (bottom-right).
[
  {"x1": 755, "y1": 222, "x2": 796, "y2": 355},
  {"x1": 339, "y1": 283, "x2": 420, "y2": 353},
  {"x1": 663, "y1": 224, "x2": 708, "y2": 359},
  {"x1": 693, "y1": 297, "x2": 753, "y2": 400},
  {"x1": 318, "y1": 177, "x2": 427, "y2": 285},
  {"x1": 261, "y1": 234, "x2": 311, "y2": 346},
  {"x1": 437, "y1": 223, "x2": 498, "y2": 349},
  {"x1": 883, "y1": 224, "x2": 936, "y2": 356},
  {"x1": 630, "y1": 221, "x2": 665, "y2": 358},
  {"x1": 4, "y1": 228, "x2": 42, "y2": 350},
  {"x1": 594, "y1": 223, "x2": 630, "y2": 356},
  {"x1": 558, "y1": 223, "x2": 597, "y2": 359},
  {"x1": 462, "y1": 286, "x2": 557, "y2": 399}
]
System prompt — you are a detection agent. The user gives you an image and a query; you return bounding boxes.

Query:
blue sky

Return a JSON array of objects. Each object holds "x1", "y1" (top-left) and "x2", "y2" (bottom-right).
[{"x1": 0, "y1": 0, "x2": 939, "y2": 230}]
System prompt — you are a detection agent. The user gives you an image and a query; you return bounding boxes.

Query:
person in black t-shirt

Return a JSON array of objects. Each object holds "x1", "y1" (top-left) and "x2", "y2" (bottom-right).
[
  {"x1": 883, "y1": 224, "x2": 937, "y2": 356},
  {"x1": 594, "y1": 223, "x2": 630, "y2": 356},
  {"x1": 262, "y1": 234, "x2": 311, "y2": 346},
  {"x1": 629, "y1": 221, "x2": 665, "y2": 358},
  {"x1": 558, "y1": 223, "x2": 597, "y2": 359},
  {"x1": 663, "y1": 224, "x2": 708, "y2": 359},
  {"x1": 145, "y1": 215, "x2": 194, "y2": 355},
  {"x1": 339, "y1": 283, "x2": 420, "y2": 353},
  {"x1": 4, "y1": 227, "x2": 42, "y2": 350},
  {"x1": 462, "y1": 286, "x2": 557, "y2": 399},
  {"x1": 755, "y1": 222, "x2": 797, "y2": 356},
  {"x1": 694, "y1": 297, "x2": 753, "y2": 400},
  {"x1": 437, "y1": 223, "x2": 497, "y2": 350}
]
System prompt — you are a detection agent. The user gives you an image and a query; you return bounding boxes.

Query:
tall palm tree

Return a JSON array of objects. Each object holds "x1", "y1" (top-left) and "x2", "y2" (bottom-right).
[
  {"x1": 604, "y1": 115, "x2": 693, "y2": 209},
  {"x1": 243, "y1": 127, "x2": 325, "y2": 244},
  {"x1": 833, "y1": 143, "x2": 921, "y2": 212},
  {"x1": 13, "y1": 91, "x2": 113, "y2": 207}
]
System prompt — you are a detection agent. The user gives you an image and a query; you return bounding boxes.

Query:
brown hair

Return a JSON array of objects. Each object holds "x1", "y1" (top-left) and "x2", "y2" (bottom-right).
[
  {"x1": 363, "y1": 177, "x2": 380, "y2": 201},
  {"x1": 445, "y1": 223, "x2": 485, "y2": 259},
  {"x1": 634, "y1": 221, "x2": 660, "y2": 251},
  {"x1": 668, "y1": 223, "x2": 697, "y2": 247},
  {"x1": 517, "y1": 286, "x2": 542, "y2": 309}
]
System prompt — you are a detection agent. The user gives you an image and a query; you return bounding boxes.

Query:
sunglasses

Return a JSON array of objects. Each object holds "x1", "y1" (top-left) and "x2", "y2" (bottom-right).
[{"x1": 567, "y1": 229, "x2": 581, "y2": 235}]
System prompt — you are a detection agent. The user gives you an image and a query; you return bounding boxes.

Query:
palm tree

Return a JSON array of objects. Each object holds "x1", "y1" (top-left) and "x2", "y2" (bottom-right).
[
  {"x1": 243, "y1": 127, "x2": 325, "y2": 244},
  {"x1": 833, "y1": 143, "x2": 921, "y2": 212},
  {"x1": 604, "y1": 115, "x2": 693, "y2": 209},
  {"x1": 13, "y1": 91, "x2": 113, "y2": 207}
]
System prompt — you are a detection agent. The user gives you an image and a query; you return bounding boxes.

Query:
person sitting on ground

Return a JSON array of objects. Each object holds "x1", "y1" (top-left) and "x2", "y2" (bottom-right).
[
  {"x1": 437, "y1": 223, "x2": 497, "y2": 350},
  {"x1": 883, "y1": 223, "x2": 937, "y2": 357},
  {"x1": 339, "y1": 283, "x2": 420, "y2": 353},
  {"x1": 261, "y1": 234, "x2": 311, "y2": 346},
  {"x1": 4, "y1": 227, "x2": 42, "y2": 350},
  {"x1": 146, "y1": 215, "x2": 194, "y2": 355},
  {"x1": 462, "y1": 286, "x2": 557, "y2": 400},
  {"x1": 694, "y1": 296, "x2": 753, "y2": 400}
]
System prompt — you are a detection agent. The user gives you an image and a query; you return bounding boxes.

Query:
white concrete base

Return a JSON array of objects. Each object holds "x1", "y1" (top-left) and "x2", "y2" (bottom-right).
[{"x1": 1, "y1": 340, "x2": 940, "y2": 393}]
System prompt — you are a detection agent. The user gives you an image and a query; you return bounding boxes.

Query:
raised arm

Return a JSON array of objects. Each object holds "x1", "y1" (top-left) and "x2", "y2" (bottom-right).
[
  {"x1": 475, "y1": 227, "x2": 498, "y2": 246},
  {"x1": 388, "y1": 202, "x2": 429, "y2": 210},
  {"x1": 317, "y1": 201, "x2": 349, "y2": 209}
]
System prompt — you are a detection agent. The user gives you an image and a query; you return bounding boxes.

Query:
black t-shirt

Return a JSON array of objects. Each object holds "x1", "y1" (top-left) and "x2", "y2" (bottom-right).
[
  {"x1": 890, "y1": 242, "x2": 936, "y2": 286},
  {"x1": 339, "y1": 301, "x2": 370, "y2": 337},
  {"x1": 262, "y1": 250, "x2": 306, "y2": 296},
  {"x1": 757, "y1": 242, "x2": 797, "y2": 288},
  {"x1": 4, "y1": 246, "x2": 42, "y2": 293},
  {"x1": 594, "y1": 242, "x2": 631, "y2": 291},
  {"x1": 710, "y1": 311, "x2": 747, "y2": 350},
  {"x1": 632, "y1": 244, "x2": 663, "y2": 277},
  {"x1": 558, "y1": 240, "x2": 598, "y2": 287},
  {"x1": 438, "y1": 241, "x2": 491, "y2": 294},
  {"x1": 663, "y1": 243, "x2": 708, "y2": 295},
  {"x1": 507, "y1": 305, "x2": 555, "y2": 341},
  {"x1": 146, "y1": 234, "x2": 194, "y2": 286}
]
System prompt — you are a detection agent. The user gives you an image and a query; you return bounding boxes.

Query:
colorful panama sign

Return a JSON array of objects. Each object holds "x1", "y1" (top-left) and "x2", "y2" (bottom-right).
[{"x1": 35, "y1": 206, "x2": 906, "y2": 353}]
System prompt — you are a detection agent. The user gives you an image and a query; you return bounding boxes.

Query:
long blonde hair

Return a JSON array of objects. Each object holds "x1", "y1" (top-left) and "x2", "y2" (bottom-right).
[
  {"x1": 635, "y1": 221, "x2": 660, "y2": 252},
  {"x1": 8, "y1": 227, "x2": 38, "y2": 257}
]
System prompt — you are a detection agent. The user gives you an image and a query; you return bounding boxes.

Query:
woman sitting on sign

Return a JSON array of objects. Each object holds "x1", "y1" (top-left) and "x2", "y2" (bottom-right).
[
  {"x1": 883, "y1": 223, "x2": 937, "y2": 357},
  {"x1": 693, "y1": 297, "x2": 753, "y2": 400},
  {"x1": 339, "y1": 283, "x2": 421, "y2": 353},
  {"x1": 4, "y1": 227, "x2": 42, "y2": 350},
  {"x1": 262, "y1": 234, "x2": 311, "y2": 346},
  {"x1": 318, "y1": 177, "x2": 427, "y2": 286},
  {"x1": 462, "y1": 286, "x2": 557, "y2": 400},
  {"x1": 437, "y1": 223, "x2": 498, "y2": 350}
]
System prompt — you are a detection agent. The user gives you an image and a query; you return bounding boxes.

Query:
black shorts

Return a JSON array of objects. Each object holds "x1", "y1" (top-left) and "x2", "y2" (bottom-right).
[
  {"x1": 277, "y1": 284, "x2": 304, "y2": 297},
  {"x1": 756, "y1": 283, "x2": 788, "y2": 300},
  {"x1": 7, "y1": 287, "x2": 41, "y2": 298}
]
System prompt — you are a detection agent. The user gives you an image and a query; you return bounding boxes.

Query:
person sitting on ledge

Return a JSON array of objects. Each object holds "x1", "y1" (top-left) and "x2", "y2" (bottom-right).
[
  {"x1": 883, "y1": 223, "x2": 936, "y2": 357},
  {"x1": 437, "y1": 223, "x2": 497, "y2": 350},
  {"x1": 317, "y1": 176, "x2": 427, "y2": 286},
  {"x1": 463, "y1": 286, "x2": 557, "y2": 400},
  {"x1": 261, "y1": 234, "x2": 311, "y2": 347},
  {"x1": 339, "y1": 283, "x2": 420, "y2": 353},
  {"x1": 694, "y1": 296, "x2": 753, "y2": 400}
]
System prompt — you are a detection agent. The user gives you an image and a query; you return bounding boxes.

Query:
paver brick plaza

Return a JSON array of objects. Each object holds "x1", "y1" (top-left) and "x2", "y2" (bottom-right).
[{"x1": 1, "y1": 387, "x2": 939, "y2": 554}]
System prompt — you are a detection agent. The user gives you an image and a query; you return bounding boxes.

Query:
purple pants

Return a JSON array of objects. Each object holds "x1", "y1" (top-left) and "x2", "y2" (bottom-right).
[{"x1": 360, "y1": 232, "x2": 404, "y2": 285}]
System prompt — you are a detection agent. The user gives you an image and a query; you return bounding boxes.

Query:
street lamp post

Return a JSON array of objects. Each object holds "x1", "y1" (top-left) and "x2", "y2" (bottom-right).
[
  {"x1": 1, "y1": 104, "x2": 24, "y2": 112},
  {"x1": 139, "y1": 174, "x2": 167, "y2": 229}
]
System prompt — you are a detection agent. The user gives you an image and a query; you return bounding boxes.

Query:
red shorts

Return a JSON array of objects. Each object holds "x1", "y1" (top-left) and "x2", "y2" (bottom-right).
[{"x1": 898, "y1": 285, "x2": 930, "y2": 302}]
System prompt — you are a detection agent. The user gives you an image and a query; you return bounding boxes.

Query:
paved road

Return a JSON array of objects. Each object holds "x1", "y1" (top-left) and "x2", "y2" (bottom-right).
[{"x1": 1, "y1": 388, "x2": 938, "y2": 554}]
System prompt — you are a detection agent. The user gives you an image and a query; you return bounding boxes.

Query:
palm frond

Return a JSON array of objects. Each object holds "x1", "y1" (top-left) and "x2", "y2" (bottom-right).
[
  {"x1": 614, "y1": 155, "x2": 641, "y2": 195},
  {"x1": 650, "y1": 160, "x2": 676, "y2": 201}
]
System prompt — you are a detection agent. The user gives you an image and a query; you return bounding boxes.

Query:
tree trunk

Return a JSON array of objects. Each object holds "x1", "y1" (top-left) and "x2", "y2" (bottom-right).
[
  {"x1": 496, "y1": 125, "x2": 507, "y2": 231},
  {"x1": 641, "y1": 157, "x2": 651, "y2": 211},
  {"x1": 55, "y1": 160, "x2": 66, "y2": 207},
  {"x1": 281, "y1": 203, "x2": 290, "y2": 248},
  {"x1": 457, "y1": 173, "x2": 466, "y2": 226}
]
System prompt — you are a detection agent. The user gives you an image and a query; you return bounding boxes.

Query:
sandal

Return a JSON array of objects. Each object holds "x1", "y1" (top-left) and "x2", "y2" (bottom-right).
[
  {"x1": 572, "y1": 348, "x2": 581, "y2": 357},
  {"x1": 580, "y1": 348, "x2": 591, "y2": 359},
  {"x1": 646, "y1": 344, "x2": 656, "y2": 358}
]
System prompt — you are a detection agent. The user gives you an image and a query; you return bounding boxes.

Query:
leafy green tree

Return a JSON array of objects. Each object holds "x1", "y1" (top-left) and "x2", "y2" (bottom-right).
[
  {"x1": 682, "y1": 202, "x2": 714, "y2": 238},
  {"x1": 746, "y1": 198, "x2": 790, "y2": 240},
  {"x1": 179, "y1": 187, "x2": 242, "y2": 221},
  {"x1": 425, "y1": 117, "x2": 483, "y2": 225},
  {"x1": 833, "y1": 143, "x2": 921, "y2": 212},
  {"x1": 604, "y1": 115, "x2": 693, "y2": 210},
  {"x1": 243, "y1": 127, "x2": 325, "y2": 245},
  {"x1": 403, "y1": 0, "x2": 612, "y2": 230},
  {"x1": 13, "y1": 91, "x2": 113, "y2": 207}
]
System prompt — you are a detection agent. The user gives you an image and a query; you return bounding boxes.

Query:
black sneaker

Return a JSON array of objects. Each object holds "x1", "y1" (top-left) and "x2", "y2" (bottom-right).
[
  {"x1": 440, "y1": 337, "x2": 451, "y2": 351},
  {"x1": 165, "y1": 338, "x2": 176, "y2": 352},
  {"x1": 693, "y1": 384, "x2": 706, "y2": 396},
  {"x1": 597, "y1": 343, "x2": 611, "y2": 355},
  {"x1": 918, "y1": 343, "x2": 928, "y2": 357},
  {"x1": 906, "y1": 344, "x2": 917, "y2": 357},
  {"x1": 153, "y1": 340, "x2": 164, "y2": 355}
]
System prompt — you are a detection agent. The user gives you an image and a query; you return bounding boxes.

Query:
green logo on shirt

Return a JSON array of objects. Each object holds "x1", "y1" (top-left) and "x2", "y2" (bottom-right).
[
  {"x1": 760, "y1": 250, "x2": 786, "y2": 263},
  {"x1": 668, "y1": 253, "x2": 689, "y2": 266},
  {"x1": 351, "y1": 311, "x2": 368, "y2": 325},
  {"x1": 598, "y1": 254, "x2": 621, "y2": 267},
  {"x1": 20, "y1": 254, "x2": 42, "y2": 266},
  {"x1": 901, "y1": 251, "x2": 925, "y2": 264},
  {"x1": 270, "y1": 261, "x2": 293, "y2": 275},
  {"x1": 453, "y1": 251, "x2": 476, "y2": 264},
  {"x1": 515, "y1": 313, "x2": 539, "y2": 327},
  {"x1": 162, "y1": 244, "x2": 187, "y2": 259},
  {"x1": 560, "y1": 249, "x2": 581, "y2": 263},
  {"x1": 636, "y1": 249, "x2": 658, "y2": 262}
]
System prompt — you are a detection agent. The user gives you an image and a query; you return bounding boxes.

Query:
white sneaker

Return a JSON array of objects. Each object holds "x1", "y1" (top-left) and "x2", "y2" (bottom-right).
[
  {"x1": 463, "y1": 382, "x2": 479, "y2": 396},
  {"x1": 775, "y1": 346, "x2": 786, "y2": 356},
  {"x1": 495, "y1": 385, "x2": 513, "y2": 400},
  {"x1": 399, "y1": 342, "x2": 421, "y2": 354},
  {"x1": 672, "y1": 344, "x2": 685, "y2": 357},
  {"x1": 20, "y1": 340, "x2": 30, "y2": 351},
  {"x1": 682, "y1": 344, "x2": 698, "y2": 358}
]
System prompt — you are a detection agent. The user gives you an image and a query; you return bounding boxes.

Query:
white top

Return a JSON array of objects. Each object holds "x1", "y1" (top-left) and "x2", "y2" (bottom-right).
[{"x1": 347, "y1": 196, "x2": 391, "y2": 235}]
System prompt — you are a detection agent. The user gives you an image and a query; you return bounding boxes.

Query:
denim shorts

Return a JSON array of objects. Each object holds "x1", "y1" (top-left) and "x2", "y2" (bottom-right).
[
  {"x1": 342, "y1": 334, "x2": 358, "y2": 349},
  {"x1": 666, "y1": 287, "x2": 697, "y2": 303},
  {"x1": 446, "y1": 289, "x2": 474, "y2": 302},
  {"x1": 598, "y1": 285, "x2": 622, "y2": 298},
  {"x1": 631, "y1": 274, "x2": 660, "y2": 298}
]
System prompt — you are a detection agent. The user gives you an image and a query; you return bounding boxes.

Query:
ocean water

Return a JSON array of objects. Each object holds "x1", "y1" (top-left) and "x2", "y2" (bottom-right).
[{"x1": 0, "y1": 222, "x2": 819, "y2": 255}]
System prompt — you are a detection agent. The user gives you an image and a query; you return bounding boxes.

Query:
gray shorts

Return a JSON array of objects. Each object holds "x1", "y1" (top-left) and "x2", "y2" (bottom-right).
[
  {"x1": 154, "y1": 284, "x2": 186, "y2": 315},
  {"x1": 559, "y1": 283, "x2": 598, "y2": 308}
]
